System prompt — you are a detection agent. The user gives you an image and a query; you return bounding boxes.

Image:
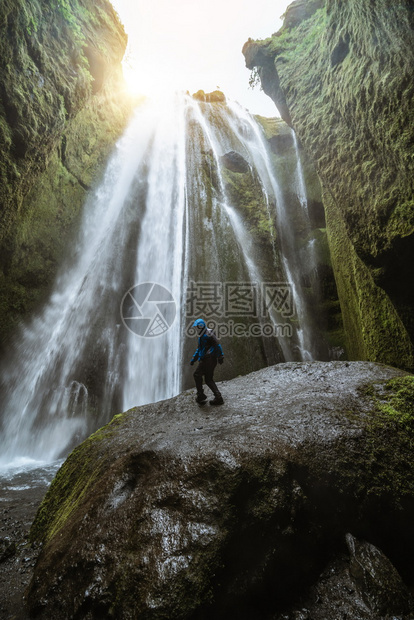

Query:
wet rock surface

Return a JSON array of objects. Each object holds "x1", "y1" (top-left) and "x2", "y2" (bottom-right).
[
  {"x1": 0, "y1": 462, "x2": 61, "y2": 620},
  {"x1": 192, "y1": 89, "x2": 227, "y2": 103},
  {"x1": 26, "y1": 362, "x2": 414, "y2": 619},
  {"x1": 220, "y1": 151, "x2": 250, "y2": 173},
  {"x1": 276, "y1": 534, "x2": 412, "y2": 620}
]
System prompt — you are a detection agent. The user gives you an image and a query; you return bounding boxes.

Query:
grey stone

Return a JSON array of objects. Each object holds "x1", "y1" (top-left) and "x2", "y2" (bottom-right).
[{"x1": 27, "y1": 362, "x2": 414, "y2": 619}]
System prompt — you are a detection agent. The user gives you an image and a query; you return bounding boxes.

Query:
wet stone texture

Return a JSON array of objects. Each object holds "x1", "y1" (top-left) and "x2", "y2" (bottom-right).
[
  {"x1": 26, "y1": 362, "x2": 414, "y2": 619},
  {"x1": 0, "y1": 462, "x2": 62, "y2": 620},
  {"x1": 0, "y1": 499, "x2": 41, "y2": 620}
]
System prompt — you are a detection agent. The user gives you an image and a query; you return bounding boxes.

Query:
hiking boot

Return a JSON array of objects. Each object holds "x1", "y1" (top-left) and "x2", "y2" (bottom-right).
[
  {"x1": 196, "y1": 393, "x2": 207, "y2": 404},
  {"x1": 209, "y1": 395, "x2": 224, "y2": 406}
]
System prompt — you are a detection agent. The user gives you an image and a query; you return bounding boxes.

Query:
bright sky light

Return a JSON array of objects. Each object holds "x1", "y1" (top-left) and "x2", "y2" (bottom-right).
[{"x1": 110, "y1": 0, "x2": 292, "y2": 117}]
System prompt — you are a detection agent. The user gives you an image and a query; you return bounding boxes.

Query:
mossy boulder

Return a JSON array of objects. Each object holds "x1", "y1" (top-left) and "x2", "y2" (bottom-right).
[
  {"x1": 243, "y1": 0, "x2": 414, "y2": 371},
  {"x1": 0, "y1": 0, "x2": 134, "y2": 347},
  {"x1": 27, "y1": 362, "x2": 414, "y2": 619}
]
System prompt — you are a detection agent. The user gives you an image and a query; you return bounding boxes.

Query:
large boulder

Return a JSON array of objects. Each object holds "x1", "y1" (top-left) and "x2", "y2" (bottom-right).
[
  {"x1": 282, "y1": 533, "x2": 411, "y2": 619},
  {"x1": 27, "y1": 361, "x2": 414, "y2": 619}
]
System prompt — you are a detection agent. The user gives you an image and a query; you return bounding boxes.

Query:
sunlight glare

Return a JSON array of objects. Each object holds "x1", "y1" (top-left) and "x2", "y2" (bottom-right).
[{"x1": 111, "y1": 0, "x2": 292, "y2": 116}]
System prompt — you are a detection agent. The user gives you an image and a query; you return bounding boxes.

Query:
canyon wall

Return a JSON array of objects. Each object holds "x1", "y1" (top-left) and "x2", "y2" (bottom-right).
[
  {"x1": 243, "y1": 0, "x2": 414, "y2": 370},
  {"x1": 0, "y1": 0, "x2": 133, "y2": 346}
]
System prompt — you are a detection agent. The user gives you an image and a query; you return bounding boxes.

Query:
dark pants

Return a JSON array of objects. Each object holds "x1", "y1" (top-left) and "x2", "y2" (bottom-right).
[{"x1": 193, "y1": 356, "x2": 221, "y2": 396}]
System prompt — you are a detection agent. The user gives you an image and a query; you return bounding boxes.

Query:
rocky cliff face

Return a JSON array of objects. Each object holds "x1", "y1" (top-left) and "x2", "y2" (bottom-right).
[
  {"x1": 243, "y1": 0, "x2": 414, "y2": 371},
  {"x1": 27, "y1": 362, "x2": 414, "y2": 619},
  {"x1": 0, "y1": 0, "x2": 133, "y2": 346}
]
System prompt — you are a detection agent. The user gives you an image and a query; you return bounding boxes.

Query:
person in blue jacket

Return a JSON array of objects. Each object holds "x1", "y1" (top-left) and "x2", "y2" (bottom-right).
[{"x1": 190, "y1": 318, "x2": 224, "y2": 405}]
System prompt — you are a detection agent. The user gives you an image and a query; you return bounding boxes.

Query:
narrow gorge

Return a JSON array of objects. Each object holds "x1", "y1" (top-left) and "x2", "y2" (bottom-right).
[{"x1": 0, "y1": 0, "x2": 413, "y2": 618}]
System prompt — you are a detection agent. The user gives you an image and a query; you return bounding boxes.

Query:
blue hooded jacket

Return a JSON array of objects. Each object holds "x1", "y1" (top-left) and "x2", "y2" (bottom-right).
[{"x1": 191, "y1": 319, "x2": 224, "y2": 363}]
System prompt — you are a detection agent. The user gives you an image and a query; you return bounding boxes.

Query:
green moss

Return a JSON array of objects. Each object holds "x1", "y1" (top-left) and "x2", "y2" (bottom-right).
[
  {"x1": 254, "y1": 115, "x2": 281, "y2": 137},
  {"x1": 377, "y1": 376, "x2": 414, "y2": 429},
  {"x1": 246, "y1": 0, "x2": 414, "y2": 369},
  {"x1": 30, "y1": 409, "x2": 128, "y2": 544},
  {"x1": 267, "y1": 6, "x2": 327, "y2": 61},
  {"x1": 222, "y1": 168, "x2": 275, "y2": 244},
  {"x1": 386, "y1": 201, "x2": 414, "y2": 240},
  {"x1": 30, "y1": 445, "x2": 103, "y2": 544},
  {"x1": 315, "y1": 374, "x2": 414, "y2": 506},
  {"x1": 362, "y1": 376, "x2": 414, "y2": 496},
  {"x1": 325, "y1": 190, "x2": 413, "y2": 368}
]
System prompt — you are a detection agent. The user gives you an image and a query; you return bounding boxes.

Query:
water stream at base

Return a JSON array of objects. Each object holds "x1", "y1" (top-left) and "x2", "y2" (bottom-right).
[{"x1": 0, "y1": 93, "x2": 324, "y2": 467}]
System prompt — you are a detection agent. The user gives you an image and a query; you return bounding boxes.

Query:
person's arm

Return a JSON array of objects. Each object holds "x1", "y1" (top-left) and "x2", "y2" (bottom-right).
[{"x1": 190, "y1": 347, "x2": 199, "y2": 365}]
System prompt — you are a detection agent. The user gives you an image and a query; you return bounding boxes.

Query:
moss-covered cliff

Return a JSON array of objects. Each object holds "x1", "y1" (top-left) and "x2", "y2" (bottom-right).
[
  {"x1": 243, "y1": 0, "x2": 414, "y2": 371},
  {"x1": 0, "y1": 0, "x2": 133, "y2": 346}
]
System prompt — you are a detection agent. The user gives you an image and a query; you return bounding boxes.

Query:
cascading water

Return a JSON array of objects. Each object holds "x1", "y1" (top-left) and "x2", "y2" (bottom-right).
[
  {"x1": 122, "y1": 96, "x2": 188, "y2": 410},
  {"x1": 0, "y1": 103, "x2": 161, "y2": 465},
  {"x1": 186, "y1": 99, "x2": 293, "y2": 363},
  {"x1": 291, "y1": 129, "x2": 319, "y2": 277},
  {"x1": 208, "y1": 100, "x2": 319, "y2": 360},
  {"x1": 0, "y1": 92, "x2": 326, "y2": 467}
]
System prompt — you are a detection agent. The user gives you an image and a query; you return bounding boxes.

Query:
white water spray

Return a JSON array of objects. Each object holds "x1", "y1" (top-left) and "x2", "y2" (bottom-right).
[
  {"x1": 187, "y1": 99, "x2": 293, "y2": 361},
  {"x1": 122, "y1": 95, "x2": 188, "y2": 409}
]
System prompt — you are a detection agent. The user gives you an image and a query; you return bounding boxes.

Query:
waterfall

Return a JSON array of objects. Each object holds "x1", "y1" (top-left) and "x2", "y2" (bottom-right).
[
  {"x1": 122, "y1": 96, "x2": 188, "y2": 409},
  {"x1": 291, "y1": 129, "x2": 318, "y2": 276},
  {"x1": 0, "y1": 92, "x2": 323, "y2": 467},
  {"x1": 215, "y1": 100, "x2": 318, "y2": 360},
  {"x1": 0, "y1": 103, "x2": 159, "y2": 465},
  {"x1": 186, "y1": 99, "x2": 293, "y2": 362}
]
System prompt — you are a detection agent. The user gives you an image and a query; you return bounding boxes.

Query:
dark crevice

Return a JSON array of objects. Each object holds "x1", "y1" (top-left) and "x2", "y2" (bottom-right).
[
  {"x1": 60, "y1": 135, "x2": 90, "y2": 191},
  {"x1": 331, "y1": 34, "x2": 350, "y2": 67}
]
